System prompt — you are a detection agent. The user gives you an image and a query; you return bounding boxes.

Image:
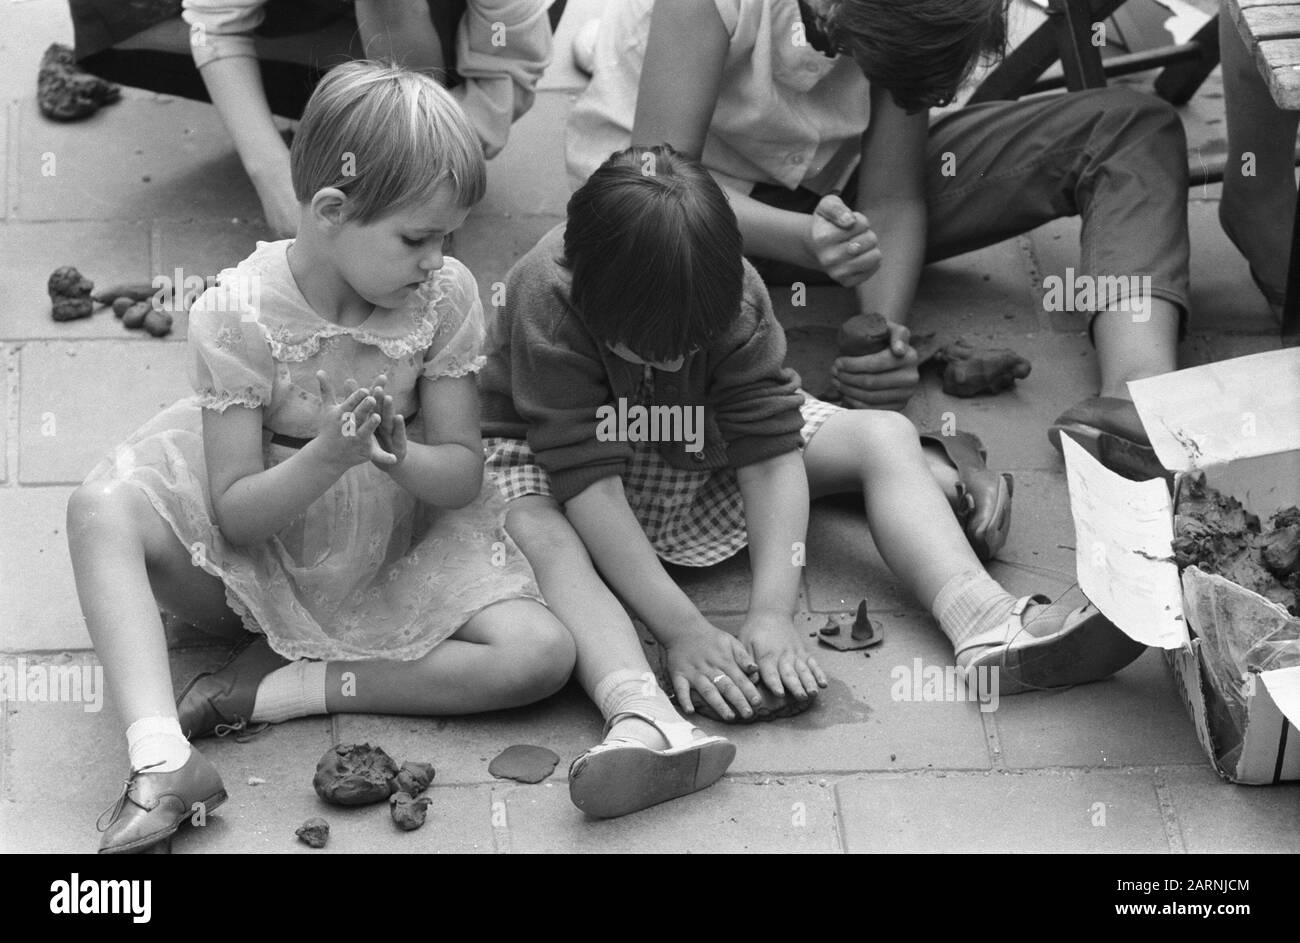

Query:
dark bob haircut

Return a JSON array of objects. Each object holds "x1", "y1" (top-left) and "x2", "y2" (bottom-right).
[
  {"x1": 563, "y1": 144, "x2": 744, "y2": 362},
  {"x1": 825, "y1": 0, "x2": 1009, "y2": 112}
]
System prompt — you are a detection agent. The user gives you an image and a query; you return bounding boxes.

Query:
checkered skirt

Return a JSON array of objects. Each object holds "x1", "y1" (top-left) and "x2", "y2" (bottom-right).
[{"x1": 485, "y1": 377, "x2": 842, "y2": 567}]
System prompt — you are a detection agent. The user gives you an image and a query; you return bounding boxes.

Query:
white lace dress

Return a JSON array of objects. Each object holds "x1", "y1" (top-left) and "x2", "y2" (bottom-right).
[{"x1": 84, "y1": 241, "x2": 542, "y2": 661}]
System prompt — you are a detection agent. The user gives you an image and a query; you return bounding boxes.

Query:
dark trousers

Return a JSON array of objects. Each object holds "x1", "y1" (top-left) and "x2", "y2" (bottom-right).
[{"x1": 750, "y1": 87, "x2": 1190, "y2": 318}]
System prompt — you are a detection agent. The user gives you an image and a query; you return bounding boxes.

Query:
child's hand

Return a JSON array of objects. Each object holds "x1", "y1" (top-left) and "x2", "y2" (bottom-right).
[
  {"x1": 832, "y1": 320, "x2": 920, "y2": 410},
  {"x1": 808, "y1": 194, "x2": 881, "y2": 287},
  {"x1": 313, "y1": 371, "x2": 398, "y2": 469},
  {"x1": 740, "y1": 611, "x2": 828, "y2": 702},
  {"x1": 665, "y1": 625, "x2": 763, "y2": 722},
  {"x1": 372, "y1": 385, "x2": 408, "y2": 469}
]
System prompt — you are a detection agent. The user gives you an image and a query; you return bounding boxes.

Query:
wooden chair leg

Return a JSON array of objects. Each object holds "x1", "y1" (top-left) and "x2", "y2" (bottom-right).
[
  {"x1": 969, "y1": 0, "x2": 1127, "y2": 103},
  {"x1": 1054, "y1": 0, "x2": 1108, "y2": 89},
  {"x1": 1153, "y1": 14, "x2": 1221, "y2": 105}
]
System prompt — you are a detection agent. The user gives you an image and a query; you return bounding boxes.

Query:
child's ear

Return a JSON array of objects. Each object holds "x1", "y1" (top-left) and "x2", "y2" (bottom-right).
[{"x1": 309, "y1": 187, "x2": 349, "y2": 229}]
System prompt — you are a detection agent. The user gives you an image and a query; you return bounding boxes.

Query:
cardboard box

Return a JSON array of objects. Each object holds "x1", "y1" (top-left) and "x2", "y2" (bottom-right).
[{"x1": 1064, "y1": 348, "x2": 1300, "y2": 784}]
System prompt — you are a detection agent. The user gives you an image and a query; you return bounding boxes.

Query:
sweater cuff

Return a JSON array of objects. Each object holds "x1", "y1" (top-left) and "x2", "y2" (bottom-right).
[
  {"x1": 550, "y1": 463, "x2": 625, "y2": 506},
  {"x1": 725, "y1": 431, "x2": 805, "y2": 470}
]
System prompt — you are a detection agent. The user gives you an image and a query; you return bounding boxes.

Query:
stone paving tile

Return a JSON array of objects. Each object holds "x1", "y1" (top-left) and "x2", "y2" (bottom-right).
[
  {"x1": 0, "y1": 343, "x2": 8, "y2": 483},
  {"x1": 334, "y1": 682, "x2": 604, "y2": 786},
  {"x1": 1160, "y1": 765, "x2": 1300, "y2": 854},
  {"x1": 1181, "y1": 331, "x2": 1284, "y2": 367},
  {"x1": 12, "y1": 96, "x2": 262, "y2": 222},
  {"x1": 453, "y1": 211, "x2": 564, "y2": 313},
  {"x1": 909, "y1": 333, "x2": 1101, "y2": 474},
  {"x1": 693, "y1": 611, "x2": 993, "y2": 775},
  {"x1": 479, "y1": 91, "x2": 574, "y2": 218},
  {"x1": 18, "y1": 340, "x2": 190, "y2": 484},
  {"x1": 498, "y1": 778, "x2": 841, "y2": 853},
  {"x1": 991, "y1": 649, "x2": 1210, "y2": 770},
  {"x1": 0, "y1": 0, "x2": 74, "y2": 104},
  {"x1": 1, "y1": 101, "x2": 9, "y2": 223},
  {"x1": 804, "y1": 493, "x2": 910, "y2": 614},
  {"x1": 206, "y1": 784, "x2": 499, "y2": 854},
  {"x1": 667, "y1": 551, "x2": 753, "y2": 614},
  {"x1": 0, "y1": 221, "x2": 152, "y2": 340},
  {"x1": 911, "y1": 239, "x2": 1042, "y2": 337},
  {"x1": 1027, "y1": 203, "x2": 1279, "y2": 338},
  {"x1": 837, "y1": 768, "x2": 1172, "y2": 853},
  {"x1": 983, "y1": 469, "x2": 1083, "y2": 600},
  {"x1": 0, "y1": 486, "x2": 85, "y2": 651},
  {"x1": 153, "y1": 218, "x2": 265, "y2": 283},
  {"x1": 1185, "y1": 198, "x2": 1282, "y2": 336}
]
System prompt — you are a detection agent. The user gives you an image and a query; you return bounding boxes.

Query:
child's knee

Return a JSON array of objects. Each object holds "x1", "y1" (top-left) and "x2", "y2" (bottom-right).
[
  {"x1": 1088, "y1": 87, "x2": 1187, "y2": 165},
  {"x1": 850, "y1": 409, "x2": 920, "y2": 459},
  {"x1": 503, "y1": 607, "x2": 576, "y2": 699},
  {"x1": 488, "y1": 603, "x2": 574, "y2": 697},
  {"x1": 67, "y1": 479, "x2": 146, "y2": 536}
]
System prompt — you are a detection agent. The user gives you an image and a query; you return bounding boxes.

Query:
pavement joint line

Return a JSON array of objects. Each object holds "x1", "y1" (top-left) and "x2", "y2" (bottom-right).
[
  {"x1": 149, "y1": 220, "x2": 162, "y2": 280},
  {"x1": 981, "y1": 707, "x2": 1006, "y2": 770},
  {"x1": 1151, "y1": 768, "x2": 1189, "y2": 855},
  {"x1": 4, "y1": 343, "x2": 19, "y2": 485},
  {"x1": 0, "y1": 697, "x2": 10, "y2": 804},
  {"x1": 490, "y1": 785, "x2": 514, "y2": 854},
  {"x1": 832, "y1": 782, "x2": 851, "y2": 852},
  {"x1": 1015, "y1": 234, "x2": 1052, "y2": 333},
  {"x1": 3, "y1": 99, "x2": 16, "y2": 221}
]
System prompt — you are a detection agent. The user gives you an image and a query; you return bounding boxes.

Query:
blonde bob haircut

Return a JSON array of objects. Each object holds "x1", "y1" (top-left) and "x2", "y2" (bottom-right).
[{"x1": 290, "y1": 60, "x2": 486, "y2": 223}]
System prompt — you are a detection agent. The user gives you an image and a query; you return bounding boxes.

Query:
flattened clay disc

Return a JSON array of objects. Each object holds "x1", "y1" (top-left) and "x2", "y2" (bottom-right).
[{"x1": 488, "y1": 744, "x2": 560, "y2": 784}]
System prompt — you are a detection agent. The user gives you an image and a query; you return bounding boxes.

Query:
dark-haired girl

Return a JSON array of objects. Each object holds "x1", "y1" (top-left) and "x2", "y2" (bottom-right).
[{"x1": 481, "y1": 145, "x2": 1147, "y2": 818}]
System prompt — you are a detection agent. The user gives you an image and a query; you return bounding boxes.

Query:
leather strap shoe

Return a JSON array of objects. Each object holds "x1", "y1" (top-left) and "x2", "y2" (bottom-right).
[
  {"x1": 176, "y1": 635, "x2": 289, "y2": 740},
  {"x1": 97, "y1": 747, "x2": 226, "y2": 853},
  {"x1": 920, "y1": 430, "x2": 1013, "y2": 562},
  {"x1": 1048, "y1": 395, "x2": 1170, "y2": 483}
]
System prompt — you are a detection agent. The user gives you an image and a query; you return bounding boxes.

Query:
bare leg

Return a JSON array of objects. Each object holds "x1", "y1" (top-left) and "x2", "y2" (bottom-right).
[
  {"x1": 504, "y1": 496, "x2": 675, "y2": 749},
  {"x1": 1218, "y1": 7, "x2": 1299, "y2": 309},
  {"x1": 67, "y1": 480, "x2": 241, "y2": 724},
  {"x1": 1093, "y1": 299, "x2": 1181, "y2": 399},
  {"x1": 323, "y1": 598, "x2": 575, "y2": 714},
  {"x1": 804, "y1": 410, "x2": 985, "y2": 606}
]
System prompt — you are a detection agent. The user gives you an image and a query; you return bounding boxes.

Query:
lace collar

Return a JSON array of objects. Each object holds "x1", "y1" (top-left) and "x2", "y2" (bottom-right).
[{"x1": 229, "y1": 240, "x2": 452, "y2": 362}]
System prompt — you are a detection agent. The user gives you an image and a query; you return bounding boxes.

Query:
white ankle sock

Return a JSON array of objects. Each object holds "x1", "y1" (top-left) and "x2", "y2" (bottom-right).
[
  {"x1": 250, "y1": 660, "x2": 328, "y2": 724},
  {"x1": 931, "y1": 569, "x2": 1018, "y2": 666},
  {"x1": 126, "y1": 716, "x2": 191, "y2": 773},
  {"x1": 593, "y1": 668, "x2": 677, "y2": 749}
]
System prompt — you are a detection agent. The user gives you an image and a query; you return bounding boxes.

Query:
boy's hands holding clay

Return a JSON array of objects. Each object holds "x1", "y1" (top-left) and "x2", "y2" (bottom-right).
[
  {"x1": 665, "y1": 624, "x2": 765, "y2": 722},
  {"x1": 312, "y1": 371, "x2": 399, "y2": 471},
  {"x1": 807, "y1": 194, "x2": 881, "y2": 287},
  {"x1": 832, "y1": 321, "x2": 920, "y2": 410}
]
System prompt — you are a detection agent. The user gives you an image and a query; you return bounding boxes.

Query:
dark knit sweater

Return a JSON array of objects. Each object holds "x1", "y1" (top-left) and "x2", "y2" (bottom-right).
[{"x1": 479, "y1": 226, "x2": 806, "y2": 504}]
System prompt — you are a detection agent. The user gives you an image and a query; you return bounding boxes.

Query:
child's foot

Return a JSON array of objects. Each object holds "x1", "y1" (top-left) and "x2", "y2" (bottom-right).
[
  {"x1": 176, "y1": 635, "x2": 289, "y2": 739},
  {"x1": 97, "y1": 746, "x2": 227, "y2": 854},
  {"x1": 956, "y1": 595, "x2": 1147, "y2": 695},
  {"x1": 569, "y1": 710, "x2": 735, "y2": 818},
  {"x1": 920, "y1": 431, "x2": 1014, "y2": 561},
  {"x1": 1048, "y1": 395, "x2": 1168, "y2": 482}
]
